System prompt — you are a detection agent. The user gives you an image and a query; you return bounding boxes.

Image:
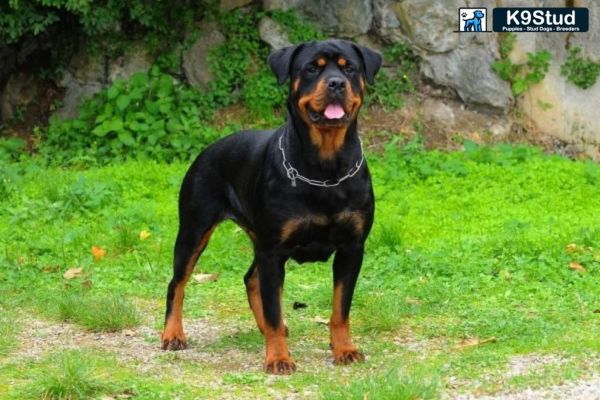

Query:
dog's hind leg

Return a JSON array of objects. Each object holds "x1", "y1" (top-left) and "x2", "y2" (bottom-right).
[{"x1": 161, "y1": 197, "x2": 222, "y2": 351}]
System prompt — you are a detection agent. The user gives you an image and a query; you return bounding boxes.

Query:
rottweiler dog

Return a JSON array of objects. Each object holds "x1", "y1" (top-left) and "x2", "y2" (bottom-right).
[{"x1": 161, "y1": 39, "x2": 381, "y2": 374}]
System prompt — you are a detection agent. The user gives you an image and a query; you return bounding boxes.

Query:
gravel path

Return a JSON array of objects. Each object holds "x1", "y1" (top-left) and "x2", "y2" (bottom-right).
[{"x1": 454, "y1": 376, "x2": 600, "y2": 400}]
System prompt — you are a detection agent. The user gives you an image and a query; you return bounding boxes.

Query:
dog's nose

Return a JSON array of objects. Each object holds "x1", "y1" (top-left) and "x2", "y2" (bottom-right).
[{"x1": 327, "y1": 77, "x2": 345, "y2": 92}]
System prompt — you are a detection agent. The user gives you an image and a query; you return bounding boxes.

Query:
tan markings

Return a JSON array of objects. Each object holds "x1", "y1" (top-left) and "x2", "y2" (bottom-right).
[
  {"x1": 338, "y1": 57, "x2": 347, "y2": 67},
  {"x1": 335, "y1": 211, "x2": 365, "y2": 235},
  {"x1": 309, "y1": 126, "x2": 347, "y2": 160},
  {"x1": 317, "y1": 57, "x2": 326, "y2": 67},
  {"x1": 297, "y1": 76, "x2": 364, "y2": 160},
  {"x1": 280, "y1": 214, "x2": 328, "y2": 242},
  {"x1": 298, "y1": 79, "x2": 328, "y2": 119},
  {"x1": 264, "y1": 323, "x2": 295, "y2": 373},
  {"x1": 330, "y1": 283, "x2": 361, "y2": 364},
  {"x1": 293, "y1": 78, "x2": 300, "y2": 93},
  {"x1": 344, "y1": 80, "x2": 362, "y2": 118},
  {"x1": 359, "y1": 77, "x2": 365, "y2": 92},
  {"x1": 162, "y1": 226, "x2": 216, "y2": 346},
  {"x1": 245, "y1": 267, "x2": 266, "y2": 334}
]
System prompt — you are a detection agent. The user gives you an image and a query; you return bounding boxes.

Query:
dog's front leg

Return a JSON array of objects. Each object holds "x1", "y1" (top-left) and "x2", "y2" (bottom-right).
[
  {"x1": 256, "y1": 251, "x2": 295, "y2": 374},
  {"x1": 330, "y1": 244, "x2": 365, "y2": 365}
]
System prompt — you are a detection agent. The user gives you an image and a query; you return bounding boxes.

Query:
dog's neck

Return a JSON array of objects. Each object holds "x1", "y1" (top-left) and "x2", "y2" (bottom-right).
[{"x1": 282, "y1": 105, "x2": 362, "y2": 180}]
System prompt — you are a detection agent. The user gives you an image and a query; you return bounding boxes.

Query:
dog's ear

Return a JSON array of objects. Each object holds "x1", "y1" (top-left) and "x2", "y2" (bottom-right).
[
  {"x1": 268, "y1": 44, "x2": 304, "y2": 85},
  {"x1": 352, "y1": 44, "x2": 382, "y2": 85}
]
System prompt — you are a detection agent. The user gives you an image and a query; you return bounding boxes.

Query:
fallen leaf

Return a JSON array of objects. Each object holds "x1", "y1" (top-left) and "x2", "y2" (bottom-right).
[
  {"x1": 139, "y1": 230, "x2": 151, "y2": 240},
  {"x1": 455, "y1": 337, "x2": 497, "y2": 349},
  {"x1": 312, "y1": 316, "x2": 329, "y2": 325},
  {"x1": 91, "y1": 245, "x2": 106, "y2": 261},
  {"x1": 405, "y1": 297, "x2": 422, "y2": 305},
  {"x1": 63, "y1": 267, "x2": 83, "y2": 280},
  {"x1": 569, "y1": 262, "x2": 586, "y2": 273},
  {"x1": 566, "y1": 243, "x2": 579, "y2": 253},
  {"x1": 192, "y1": 273, "x2": 219, "y2": 284}
]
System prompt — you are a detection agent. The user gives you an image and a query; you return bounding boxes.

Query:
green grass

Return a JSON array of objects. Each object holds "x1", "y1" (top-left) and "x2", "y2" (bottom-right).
[
  {"x1": 1, "y1": 138, "x2": 599, "y2": 398},
  {"x1": 56, "y1": 293, "x2": 140, "y2": 332},
  {"x1": 26, "y1": 351, "x2": 110, "y2": 400}
]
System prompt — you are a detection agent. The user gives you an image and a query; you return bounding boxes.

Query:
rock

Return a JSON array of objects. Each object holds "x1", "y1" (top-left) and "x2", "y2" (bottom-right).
[
  {"x1": 182, "y1": 23, "x2": 226, "y2": 91},
  {"x1": 299, "y1": 0, "x2": 372, "y2": 37},
  {"x1": 372, "y1": 0, "x2": 403, "y2": 43},
  {"x1": 0, "y1": 72, "x2": 39, "y2": 122},
  {"x1": 220, "y1": 0, "x2": 252, "y2": 11},
  {"x1": 422, "y1": 98, "x2": 455, "y2": 127},
  {"x1": 68, "y1": 49, "x2": 105, "y2": 84},
  {"x1": 108, "y1": 43, "x2": 153, "y2": 82},
  {"x1": 259, "y1": 17, "x2": 291, "y2": 50},
  {"x1": 262, "y1": 0, "x2": 302, "y2": 10},
  {"x1": 421, "y1": 37, "x2": 514, "y2": 112},
  {"x1": 392, "y1": 0, "x2": 458, "y2": 53},
  {"x1": 511, "y1": 2, "x2": 600, "y2": 148},
  {"x1": 55, "y1": 72, "x2": 102, "y2": 120}
]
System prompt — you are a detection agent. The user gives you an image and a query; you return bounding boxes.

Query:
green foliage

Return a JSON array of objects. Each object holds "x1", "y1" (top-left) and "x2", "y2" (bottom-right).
[
  {"x1": 0, "y1": 137, "x2": 26, "y2": 162},
  {"x1": 561, "y1": 47, "x2": 600, "y2": 89},
  {"x1": 268, "y1": 9, "x2": 326, "y2": 43},
  {"x1": 41, "y1": 67, "x2": 229, "y2": 164},
  {"x1": 492, "y1": 34, "x2": 551, "y2": 96},
  {"x1": 57, "y1": 293, "x2": 140, "y2": 331},
  {"x1": 322, "y1": 365, "x2": 439, "y2": 400},
  {"x1": 366, "y1": 42, "x2": 418, "y2": 109},
  {"x1": 0, "y1": 0, "x2": 199, "y2": 50},
  {"x1": 25, "y1": 351, "x2": 117, "y2": 400},
  {"x1": 498, "y1": 31, "x2": 517, "y2": 59}
]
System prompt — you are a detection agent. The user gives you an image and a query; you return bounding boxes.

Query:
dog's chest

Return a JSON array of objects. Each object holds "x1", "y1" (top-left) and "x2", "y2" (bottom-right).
[{"x1": 279, "y1": 211, "x2": 364, "y2": 263}]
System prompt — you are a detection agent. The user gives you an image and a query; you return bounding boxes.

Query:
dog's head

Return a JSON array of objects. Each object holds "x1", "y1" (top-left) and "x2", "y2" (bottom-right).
[
  {"x1": 473, "y1": 10, "x2": 484, "y2": 18},
  {"x1": 268, "y1": 40, "x2": 381, "y2": 158}
]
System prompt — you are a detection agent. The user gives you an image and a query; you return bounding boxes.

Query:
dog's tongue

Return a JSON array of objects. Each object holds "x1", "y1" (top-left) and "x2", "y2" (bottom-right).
[{"x1": 323, "y1": 104, "x2": 345, "y2": 119}]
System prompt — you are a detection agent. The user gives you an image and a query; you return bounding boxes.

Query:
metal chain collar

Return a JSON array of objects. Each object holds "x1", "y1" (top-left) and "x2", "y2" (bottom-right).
[{"x1": 278, "y1": 134, "x2": 364, "y2": 188}]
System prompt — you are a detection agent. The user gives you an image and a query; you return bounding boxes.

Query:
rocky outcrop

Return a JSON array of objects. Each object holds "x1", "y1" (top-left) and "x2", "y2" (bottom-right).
[
  {"x1": 0, "y1": 72, "x2": 39, "y2": 121},
  {"x1": 299, "y1": 0, "x2": 373, "y2": 37},
  {"x1": 182, "y1": 23, "x2": 226, "y2": 91},
  {"x1": 259, "y1": 17, "x2": 292, "y2": 50},
  {"x1": 220, "y1": 0, "x2": 253, "y2": 11},
  {"x1": 55, "y1": 43, "x2": 153, "y2": 120}
]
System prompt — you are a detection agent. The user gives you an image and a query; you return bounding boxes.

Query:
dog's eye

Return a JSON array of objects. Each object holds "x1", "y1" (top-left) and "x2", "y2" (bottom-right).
[
  {"x1": 306, "y1": 65, "x2": 319, "y2": 74},
  {"x1": 344, "y1": 65, "x2": 355, "y2": 74}
]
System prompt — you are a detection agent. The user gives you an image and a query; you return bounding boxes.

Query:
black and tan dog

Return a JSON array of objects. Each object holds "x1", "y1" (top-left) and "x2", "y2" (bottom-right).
[{"x1": 161, "y1": 39, "x2": 381, "y2": 374}]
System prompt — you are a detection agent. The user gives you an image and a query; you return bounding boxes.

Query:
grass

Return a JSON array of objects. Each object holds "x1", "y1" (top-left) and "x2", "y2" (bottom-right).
[
  {"x1": 0, "y1": 138, "x2": 599, "y2": 398},
  {"x1": 56, "y1": 293, "x2": 140, "y2": 332},
  {"x1": 27, "y1": 351, "x2": 109, "y2": 400}
]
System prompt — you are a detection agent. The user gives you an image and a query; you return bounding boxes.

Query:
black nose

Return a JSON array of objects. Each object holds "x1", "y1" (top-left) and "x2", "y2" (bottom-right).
[{"x1": 327, "y1": 77, "x2": 345, "y2": 92}]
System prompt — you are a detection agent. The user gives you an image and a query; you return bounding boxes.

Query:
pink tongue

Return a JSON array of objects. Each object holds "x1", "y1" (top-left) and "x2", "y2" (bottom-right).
[{"x1": 323, "y1": 104, "x2": 345, "y2": 119}]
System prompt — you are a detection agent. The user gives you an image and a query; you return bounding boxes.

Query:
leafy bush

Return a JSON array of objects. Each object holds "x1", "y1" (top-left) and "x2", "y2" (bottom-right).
[
  {"x1": 561, "y1": 46, "x2": 600, "y2": 89},
  {"x1": 0, "y1": 0, "x2": 200, "y2": 50},
  {"x1": 41, "y1": 67, "x2": 227, "y2": 164},
  {"x1": 492, "y1": 33, "x2": 551, "y2": 96}
]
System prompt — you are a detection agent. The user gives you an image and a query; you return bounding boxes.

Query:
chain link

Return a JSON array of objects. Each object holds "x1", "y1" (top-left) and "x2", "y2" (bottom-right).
[{"x1": 278, "y1": 134, "x2": 364, "y2": 188}]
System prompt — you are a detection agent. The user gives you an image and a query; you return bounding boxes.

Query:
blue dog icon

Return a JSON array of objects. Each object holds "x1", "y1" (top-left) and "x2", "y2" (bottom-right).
[{"x1": 463, "y1": 10, "x2": 485, "y2": 31}]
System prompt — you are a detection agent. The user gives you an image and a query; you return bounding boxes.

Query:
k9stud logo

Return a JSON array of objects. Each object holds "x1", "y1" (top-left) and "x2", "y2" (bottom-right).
[{"x1": 458, "y1": 8, "x2": 489, "y2": 32}]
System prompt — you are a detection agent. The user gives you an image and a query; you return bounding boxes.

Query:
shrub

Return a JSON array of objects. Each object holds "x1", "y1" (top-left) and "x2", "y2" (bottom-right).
[
  {"x1": 40, "y1": 67, "x2": 226, "y2": 164},
  {"x1": 561, "y1": 46, "x2": 600, "y2": 89}
]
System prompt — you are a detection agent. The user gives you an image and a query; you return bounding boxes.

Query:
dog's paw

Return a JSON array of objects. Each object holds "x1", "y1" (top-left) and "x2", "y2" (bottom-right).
[
  {"x1": 264, "y1": 356, "x2": 296, "y2": 375},
  {"x1": 161, "y1": 332, "x2": 187, "y2": 351},
  {"x1": 333, "y1": 348, "x2": 364, "y2": 365}
]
